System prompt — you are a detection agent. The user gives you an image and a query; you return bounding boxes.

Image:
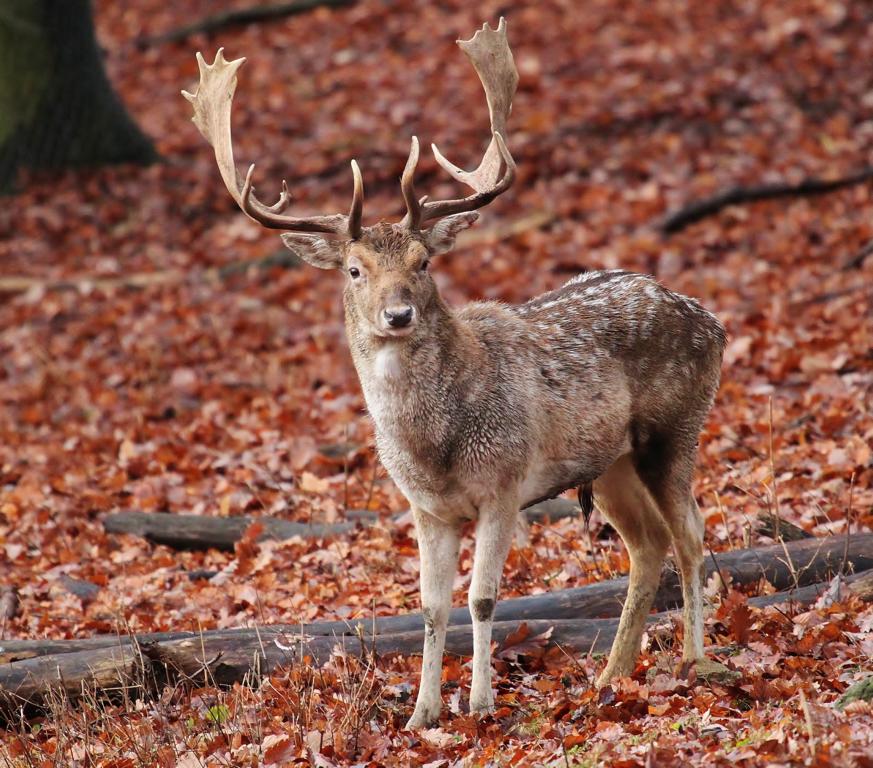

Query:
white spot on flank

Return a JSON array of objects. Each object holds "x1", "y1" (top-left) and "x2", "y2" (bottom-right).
[{"x1": 374, "y1": 345, "x2": 402, "y2": 380}]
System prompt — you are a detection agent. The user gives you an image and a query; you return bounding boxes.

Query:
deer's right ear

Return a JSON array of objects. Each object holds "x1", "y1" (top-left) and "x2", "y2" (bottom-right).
[{"x1": 280, "y1": 234, "x2": 344, "y2": 270}]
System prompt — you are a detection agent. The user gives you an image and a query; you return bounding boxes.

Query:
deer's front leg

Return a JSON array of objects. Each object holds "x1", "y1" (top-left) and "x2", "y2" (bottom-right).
[
  {"x1": 406, "y1": 508, "x2": 461, "y2": 730},
  {"x1": 468, "y1": 498, "x2": 517, "y2": 714}
]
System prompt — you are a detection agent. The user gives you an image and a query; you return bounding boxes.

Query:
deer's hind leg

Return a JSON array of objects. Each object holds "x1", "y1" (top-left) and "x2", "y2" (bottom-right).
[
  {"x1": 633, "y1": 434, "x2": 706, "y2": 666},
  {"x1": 593, "y1": 454, "x2": 671, "y2": 686}
]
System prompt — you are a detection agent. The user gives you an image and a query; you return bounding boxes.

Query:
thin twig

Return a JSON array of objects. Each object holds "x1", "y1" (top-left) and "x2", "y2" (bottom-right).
[
  {"x1": 561, "y1": 738, "x2": 572, "y2": 768},
  {"x1": 840, "y1": 473, "x2": 856, "y2": 578},
  {"x1": 343, "y1": 423, "x2": 350, "y2": 513},
  {"x1": 707, "y1": 546, "x2": 730, "y2": 597},
  {"x1": 768, "y1": 397, "x2": 781, "y2": 539},
  {"x1": 766, "y1": 398, "x2": 804, "y2": 590},
  {"x1": 842, "y1": 239, "x2": 873, "y2": 271}
]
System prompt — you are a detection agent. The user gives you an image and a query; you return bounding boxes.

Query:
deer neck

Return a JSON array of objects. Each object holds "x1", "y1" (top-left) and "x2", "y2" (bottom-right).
[{"x1": 345, "y1": 298, "x2": 469, "y2": 424}]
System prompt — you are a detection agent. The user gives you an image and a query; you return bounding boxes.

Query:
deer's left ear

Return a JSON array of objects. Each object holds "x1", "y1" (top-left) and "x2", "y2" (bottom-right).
[
  {"x1": 280, "y1": 233, "x2": 344, "y2": 270},
  {"x1": 423, "y1": 212, "x2": 479, "y2": 255}
]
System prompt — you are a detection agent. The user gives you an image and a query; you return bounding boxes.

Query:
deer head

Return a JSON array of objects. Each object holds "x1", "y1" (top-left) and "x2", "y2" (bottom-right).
[{"x1": 182, "y1": 20, "x2": 518, "y2": 339}]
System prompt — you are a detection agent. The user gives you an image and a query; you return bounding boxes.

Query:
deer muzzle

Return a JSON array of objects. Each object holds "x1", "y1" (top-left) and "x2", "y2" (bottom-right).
[{"x1": 382, "y1": 304, "x2": 417, "y2": 335}]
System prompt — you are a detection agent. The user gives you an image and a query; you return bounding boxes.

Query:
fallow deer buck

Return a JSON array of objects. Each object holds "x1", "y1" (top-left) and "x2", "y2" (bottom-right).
[{"x1": 183, "y1": 19, "x2": 726, "y2": 729}]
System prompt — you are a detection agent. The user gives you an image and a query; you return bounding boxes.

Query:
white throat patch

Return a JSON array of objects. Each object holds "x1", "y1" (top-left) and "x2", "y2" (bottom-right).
[{"x1": 373, "y1": 345, "x2": 403, "y2": 380}]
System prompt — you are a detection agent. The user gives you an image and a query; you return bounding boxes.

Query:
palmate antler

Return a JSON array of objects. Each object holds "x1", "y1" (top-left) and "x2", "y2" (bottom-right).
[
  {"x1": 183, "y1": 21, "x2": 516, "y2": 239},
  {"x1": 182, "y1": 49, "x2": 364, "y2": 238},
  {"x1": 400, "y1": 18, "x2": 519, "y2": 231}
]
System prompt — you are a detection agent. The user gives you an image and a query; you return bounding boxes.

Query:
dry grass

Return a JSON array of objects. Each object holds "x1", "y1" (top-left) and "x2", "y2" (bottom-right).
[{"x1": 1, "y1": 646, "x2": 388, "y2": 767}]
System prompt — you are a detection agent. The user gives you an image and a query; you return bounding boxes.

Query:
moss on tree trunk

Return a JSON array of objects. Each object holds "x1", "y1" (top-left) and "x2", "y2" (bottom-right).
[{"x1": 0, "y1": 0, "x2": 156, "y2": 190}]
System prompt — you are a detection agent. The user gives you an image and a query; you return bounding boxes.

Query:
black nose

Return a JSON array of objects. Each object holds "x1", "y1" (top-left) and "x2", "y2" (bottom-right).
[{"x1": 384, "y1": 306, "x2": 414, "y2": 328}]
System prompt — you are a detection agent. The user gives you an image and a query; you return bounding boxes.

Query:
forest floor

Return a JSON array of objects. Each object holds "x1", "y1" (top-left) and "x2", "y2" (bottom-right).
[{"x1": 1, "y1": 0, "x2": 872, "y2": 765}]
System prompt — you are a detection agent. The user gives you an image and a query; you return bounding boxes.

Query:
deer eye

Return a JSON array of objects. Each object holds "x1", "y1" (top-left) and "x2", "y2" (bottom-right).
[
  {"x1": 419, "y1": 259, "x2": 430, "y2": 272},
  {"x1": 348, "y1": 267, "x2": 361, "y2": 279}
]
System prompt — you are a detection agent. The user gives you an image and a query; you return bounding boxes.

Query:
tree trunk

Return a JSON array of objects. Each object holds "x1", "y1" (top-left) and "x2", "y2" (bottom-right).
[{"x1": 0, "y1": 0, "x2": 155, "y2": 190}]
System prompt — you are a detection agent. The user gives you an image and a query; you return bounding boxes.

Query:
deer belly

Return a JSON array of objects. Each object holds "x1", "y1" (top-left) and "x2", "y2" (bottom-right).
[{"x1": 519, "y1": 457, "x2": 603, "y2": 509}]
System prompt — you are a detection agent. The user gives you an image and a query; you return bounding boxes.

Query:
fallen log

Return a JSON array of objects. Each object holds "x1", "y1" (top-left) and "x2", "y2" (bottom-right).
[
  {"x1": 0, "y1": 631, "x2": 198, "y2": 665},
  {"x1": 102, "y1": 498, "x2": 581, "y2": 552},
  {"x1": 135, "y1": 0, "x2": 356, "y2": 48},
  {"x1": 103, "y1": 512, "x2": 356, "y2": 551},
  {"x1": 658, "y1": 166, "x2": 873, "y2": 234},
  {"x1": 0, "y1": 619, "x2": 614, "y2": 714},
  {"x1": 6, "y1": 566, "x2": 869, "y2": 665},
  {"x1": 264, "y1": 531, "x2": 873, "y2": 636},
  {"x1": 3, "y1": 569, "x2": 871, "y2": 715},
  {"x1": 756, "y1": 514, "x2": 812, "y2": 542},
  {"x1": 7, "y1": 532, "x2": 870, "y2": 664},
  {"x1": 3, "y1": 534, "x2": 870, "y2": 666}
]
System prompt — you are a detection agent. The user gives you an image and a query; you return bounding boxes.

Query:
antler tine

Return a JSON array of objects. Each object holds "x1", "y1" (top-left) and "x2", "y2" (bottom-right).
[
  {"x1": 401, "y1": 18, "x2": 519, "y2": 230},
  {"x1": 400, "y1": 136, "x2": 423, "y2": 230},
  {"x1": 183, "y1": 49, "x2": 365, "y2": 238},
  {"x1": 349, "y1": 159, "x2": 364, "y2": 239},
  {"x1": 262, "y1": 179, "x2": 291, "y2": 214},
  {"x1": 422, "y1": 132, "x2": 516, "y2": 221}
]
